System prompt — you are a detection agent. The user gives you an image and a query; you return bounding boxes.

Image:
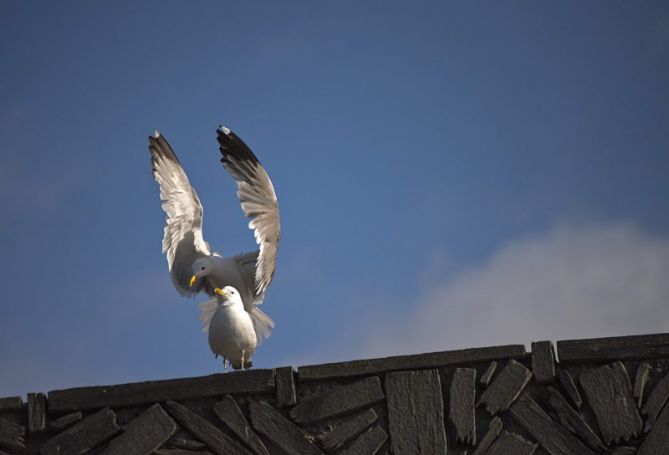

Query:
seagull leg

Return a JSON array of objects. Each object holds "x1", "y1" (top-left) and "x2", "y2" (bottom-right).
[
  {"x1": 240, "y1": 350, "x2": 245, "y2": 371},
  {"x1": 223, "y1": 358, "x2": 229, "y2": 372}
]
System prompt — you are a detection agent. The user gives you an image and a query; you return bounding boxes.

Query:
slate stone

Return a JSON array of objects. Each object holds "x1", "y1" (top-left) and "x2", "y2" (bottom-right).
[
  {"x1": 557, "y1": 370, "x2": 582, "y2": 409},
  {"x1": 546, "y1": 387, "x2": 606, "y2": 451},
  {"x1": 449, "y1": 368, "x2": 476, "y2": 445},
  {"x1": 164, "y1": 400, "x2": 251, "y2": 455},
  {"x1": 318, "y1": 408, "x2": 377, "y2": 452},
  {"x1": 531, "y1": 341, "x2": 556, "y2": 384},
  {"x1": 298, "y1": 345, "x2": 527, "y2": 380},
  {"x1": 487, "y1": 431, "x2": 538, "y2": 455},
  {"x1": 471, "y1": 416, "x2": 502, "y2": 455},
  {"x1": 637, "y1": 393, "x2": 669, "y2": 455},
  {"x1": 557, "y1": 333, "x2": 669, "y2": 363},
  {"x1": 0, "y1": 417, "x2": 25, "y2": 451},
  {"x1": 248, "y1": 401, "x2": 322, "y2": 455},
  {"x1": 641, "y1": 370, "x2": 669, "y2": 431},
  {"x1": 49, "y1": 412, "x2": 83, "y2": 432},
  {"x1": 509, "y1": 394, "x2": 595, "y2": 455},
  {"x1": 28, "y1": 392, "x2": 47, "y2": 433},
  {"x1": 478, "y1": 360, "x2": 532, "y2": 414},
  {"x1": 168, "y1": 437, "x2": 206, "y2": 450},
  {"x1": 213, "y1": 395, "x2": 269, "y2": 455},
  {"x1": 156, "y1": 450, "x2": 214, "y2": 455},
  {"x1": 339, "y1": 425, "x2": 387, "y2": 455},
  {"x1": 579, "y1": 362, "x2": 642, "y2": 444},
  {"x1": 48, "y1": 369, "x2": 275, "y2": 412},
  {"x1": 480, "y1": 361, "x2": 497, "y2": 387},
  {"x1": 41, "y1": 407, "x2": 120, "y2": 455},
  {"x1": 611, "y1": 448, "x2": 637, "y2": 455},
  {"x1": 0, "y1": 397, "x2": 22, "y2": 412},
  {"x1": 275, "y1": 367, "x2": 297, "y2": 407},
  {"x1": 100, "y1": 403, "x2": 176, "y2": 455},
  {"x1": 385, "y1": 369, "x2": 447, "y2": 454},
  {"x1": 634, "y1": 363, "x2": 651, "y2": 408},
  {"x1": 289, "y1": 376, "x2": 384, "y2": 424}
]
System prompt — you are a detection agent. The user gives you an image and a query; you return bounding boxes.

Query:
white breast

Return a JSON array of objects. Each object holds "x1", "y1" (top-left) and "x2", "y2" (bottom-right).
[{"x1": 208, "y1": 303, "x2": 257, "y2": 365}]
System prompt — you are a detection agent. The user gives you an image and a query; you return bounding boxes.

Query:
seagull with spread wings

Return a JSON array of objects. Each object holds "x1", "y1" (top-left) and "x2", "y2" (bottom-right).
[{"x1": 148, "y1": 126, "x2": 280, "y2": 369}]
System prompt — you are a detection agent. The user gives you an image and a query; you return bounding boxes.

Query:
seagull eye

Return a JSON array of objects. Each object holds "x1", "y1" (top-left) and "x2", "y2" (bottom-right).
[{"x1": 200, "y1": 266, "x2": 205, "y2": 271}]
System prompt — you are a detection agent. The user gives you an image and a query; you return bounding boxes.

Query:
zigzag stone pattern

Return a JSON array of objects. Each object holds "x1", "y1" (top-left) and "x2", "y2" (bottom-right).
[{"x1": 3, "y1": 333, "x2": 669, "y2": 454}]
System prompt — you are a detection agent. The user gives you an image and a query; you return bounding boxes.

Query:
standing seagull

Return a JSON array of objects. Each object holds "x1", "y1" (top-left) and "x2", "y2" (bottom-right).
[{"x1": 148, "y1": 126, "x2": 280, "y2": 368}]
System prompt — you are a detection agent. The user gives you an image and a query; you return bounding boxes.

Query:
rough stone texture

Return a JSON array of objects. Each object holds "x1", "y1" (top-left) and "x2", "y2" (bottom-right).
[
  {"x1": 546, "y1": 387, "x2": 606, "y2": 451},
  {"x1": 289, "y1": 376, "x2": 384, "y2": 424},
  {"x1": 213, "y1": 395, "x2": 269, "y2": 455},
  {"x1": 49, "y1": 370, "x2": 275, "y2": 412},
  {"x1": 449, "y1": 368, "x2": 476, "y2": 445},
  {"x1": 487, "y1": 431, "x2": 538, "y2": 455},
  {"x1": 156, "y1": 450, "x2": 214, "y2": 455},
  {"x1": 165, "y1": 400, "x2": 251, "y2": 455},
  {"x1": 339, "y1": 425, "x2": 387, "y2": 455},
  {"x1": 557, "y1": 370, "x2": 582, "y2": 409},
  {"x1": 478, "y1": 359, "x2": 532, "y2": 414},
  {"x1": 558, "y1": 333, "x2": 669, "y2": 363},
  {"x1": 612, "y1": 448, "x2": 638, "y2": 455},
  {"x1": 167, "y1": 436, "x2": 206, "y2": 450},
  {"x1": 49, "y1": 412, "x2": 83, "y2": 432},
  {"x1": 471, "y1": 416, "x2": 502, "y2": 455},
  {"x1": 0, "y1": 417, "x2": 25, "y2": 451},
  {"x1": 275, "y1": 367, "x2": 297, "y2": 407},
  {"x1": 298, "y1": 345, "x2": 527, "y2": 380},
  {"x1": 634, "y1": 362, "x2": 651, "y2": 408},
  {"x1": 318, "y1": 408, "x2": 377, "y2": 452},
  {"x1": 248, "y1": 401, "x2": 322, "y2": 455},
  {"x1": 641, "y1": 370, "x2": 669, "y2": 431},
  {"x1": 0, "y1": 397, "x2": 22, "y2": 412},
  {"x1": 638, "y1": 394, "x2": 669, "y2": 455},
  {"x1": 509, "y1": 394, "x2": 595, "y2": 455},
  {"x1": 10, "y1": 332, "x2": 669, "y2": 454},
  {"x1": 386, "y1": 369, "x2": 447, "y2": 454},
  {"x1": 41, "y1": 407, "x2": 120, "y2": 455},
  {"x1": 28, "y1": 392, "x2": 47, "y2": 433},
  {"x1": 100, "y1": 404, "x2": 176, "y2": 455},
  {"x1": 480, "y1": 361, "x2": 497, "y2": 387},
  {"x1": 579, "y1": 362, "x2": 642, "y2": 444},
  {"x1": 531, "y1": 341, "x2": 556, "y2": 384}
]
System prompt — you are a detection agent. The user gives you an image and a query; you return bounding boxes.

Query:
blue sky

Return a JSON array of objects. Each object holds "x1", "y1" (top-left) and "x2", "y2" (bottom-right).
[{"x1": 1, "y1": 1, "x2": 668, "y2": 397}]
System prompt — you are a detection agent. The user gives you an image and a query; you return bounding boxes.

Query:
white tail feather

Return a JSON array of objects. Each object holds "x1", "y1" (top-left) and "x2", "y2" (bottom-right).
[
  {"x1": 251, "y1": 307, "x2": 275, "y2": 344},
  {"x1": 198, "y1": 298, "x2": 219, "y2": 332}
]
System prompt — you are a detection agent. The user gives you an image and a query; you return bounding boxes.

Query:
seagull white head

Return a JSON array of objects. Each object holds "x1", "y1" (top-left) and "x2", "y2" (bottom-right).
[
  {"x1": 214, "y1": 286, "x2": 243, "y2": 306},
  {"x1": 190, "y1": 257, "x2": 213, "y2": 288}
]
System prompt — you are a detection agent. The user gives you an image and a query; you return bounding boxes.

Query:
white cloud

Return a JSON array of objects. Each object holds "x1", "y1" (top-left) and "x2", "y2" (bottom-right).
[{"x1": 353, "y1": 223, "x2": 669, "y2": 359}]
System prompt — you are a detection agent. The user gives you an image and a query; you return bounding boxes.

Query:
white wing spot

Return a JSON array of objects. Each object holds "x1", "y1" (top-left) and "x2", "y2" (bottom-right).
[
  {"x1": 219, "y1": 125, "x2": 231, "y2": 135},
  {"x1": 152, "y1": 129, "x2": 160, "y2": 138}
]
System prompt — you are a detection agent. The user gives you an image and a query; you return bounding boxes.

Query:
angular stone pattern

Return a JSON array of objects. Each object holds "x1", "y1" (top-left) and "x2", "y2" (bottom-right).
[
  {"x1": 41, "y1": 407, "x2": 120, "y2": 455},
  {"x1": 289, "y1": 376, "x2": 384, "y2": 424},
  {"x1": 478, "y1": 359, "x2": 532, "y2": 414},
  {"x1": 317, "y1": 408, "x2": 377, "y2": 452},
  {"x1": 579, "y1": 361, "x2": 642, "y2": 444},
  {"x1": 4, "y1": 332, "x2": 669, "y2": 454},
  {"x1": 531, "y1": 340, "x2": 556, "y2": 384},
  {"x1": 101, "y1": 404, "x2": 176, "y2": 455},
  {"x1": 213, "y1": 395, "x2": 269, "y2": 455},
  {"x1": 449, "y1": 368, "x2": 476, "y2": 445},
  {"x1": 386, "y1": 369, "x2": 447, "y2": 454}
]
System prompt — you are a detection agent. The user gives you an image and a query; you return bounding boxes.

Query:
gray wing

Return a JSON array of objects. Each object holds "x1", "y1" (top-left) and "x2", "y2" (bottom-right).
[
  {"x1": 149, "y1": 131, "x2": 211, "y2": 297},
  {"x1": 217, "y1": 126, "x2": 280, "y2": 300}
]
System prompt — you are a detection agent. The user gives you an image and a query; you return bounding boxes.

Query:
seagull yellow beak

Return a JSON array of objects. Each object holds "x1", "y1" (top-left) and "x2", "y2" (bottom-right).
[
  {"x1": 214, "y1": 288, "x2": 226, "y2": 297},
  {"x1": 189, "y1": 275, "x2": 198, "y2": 288}
]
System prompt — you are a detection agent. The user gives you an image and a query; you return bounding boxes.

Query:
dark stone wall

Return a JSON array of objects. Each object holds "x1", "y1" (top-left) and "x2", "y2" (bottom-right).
[{"x1": 3, "y1": 332, "x2": 669, "y2": 454}]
